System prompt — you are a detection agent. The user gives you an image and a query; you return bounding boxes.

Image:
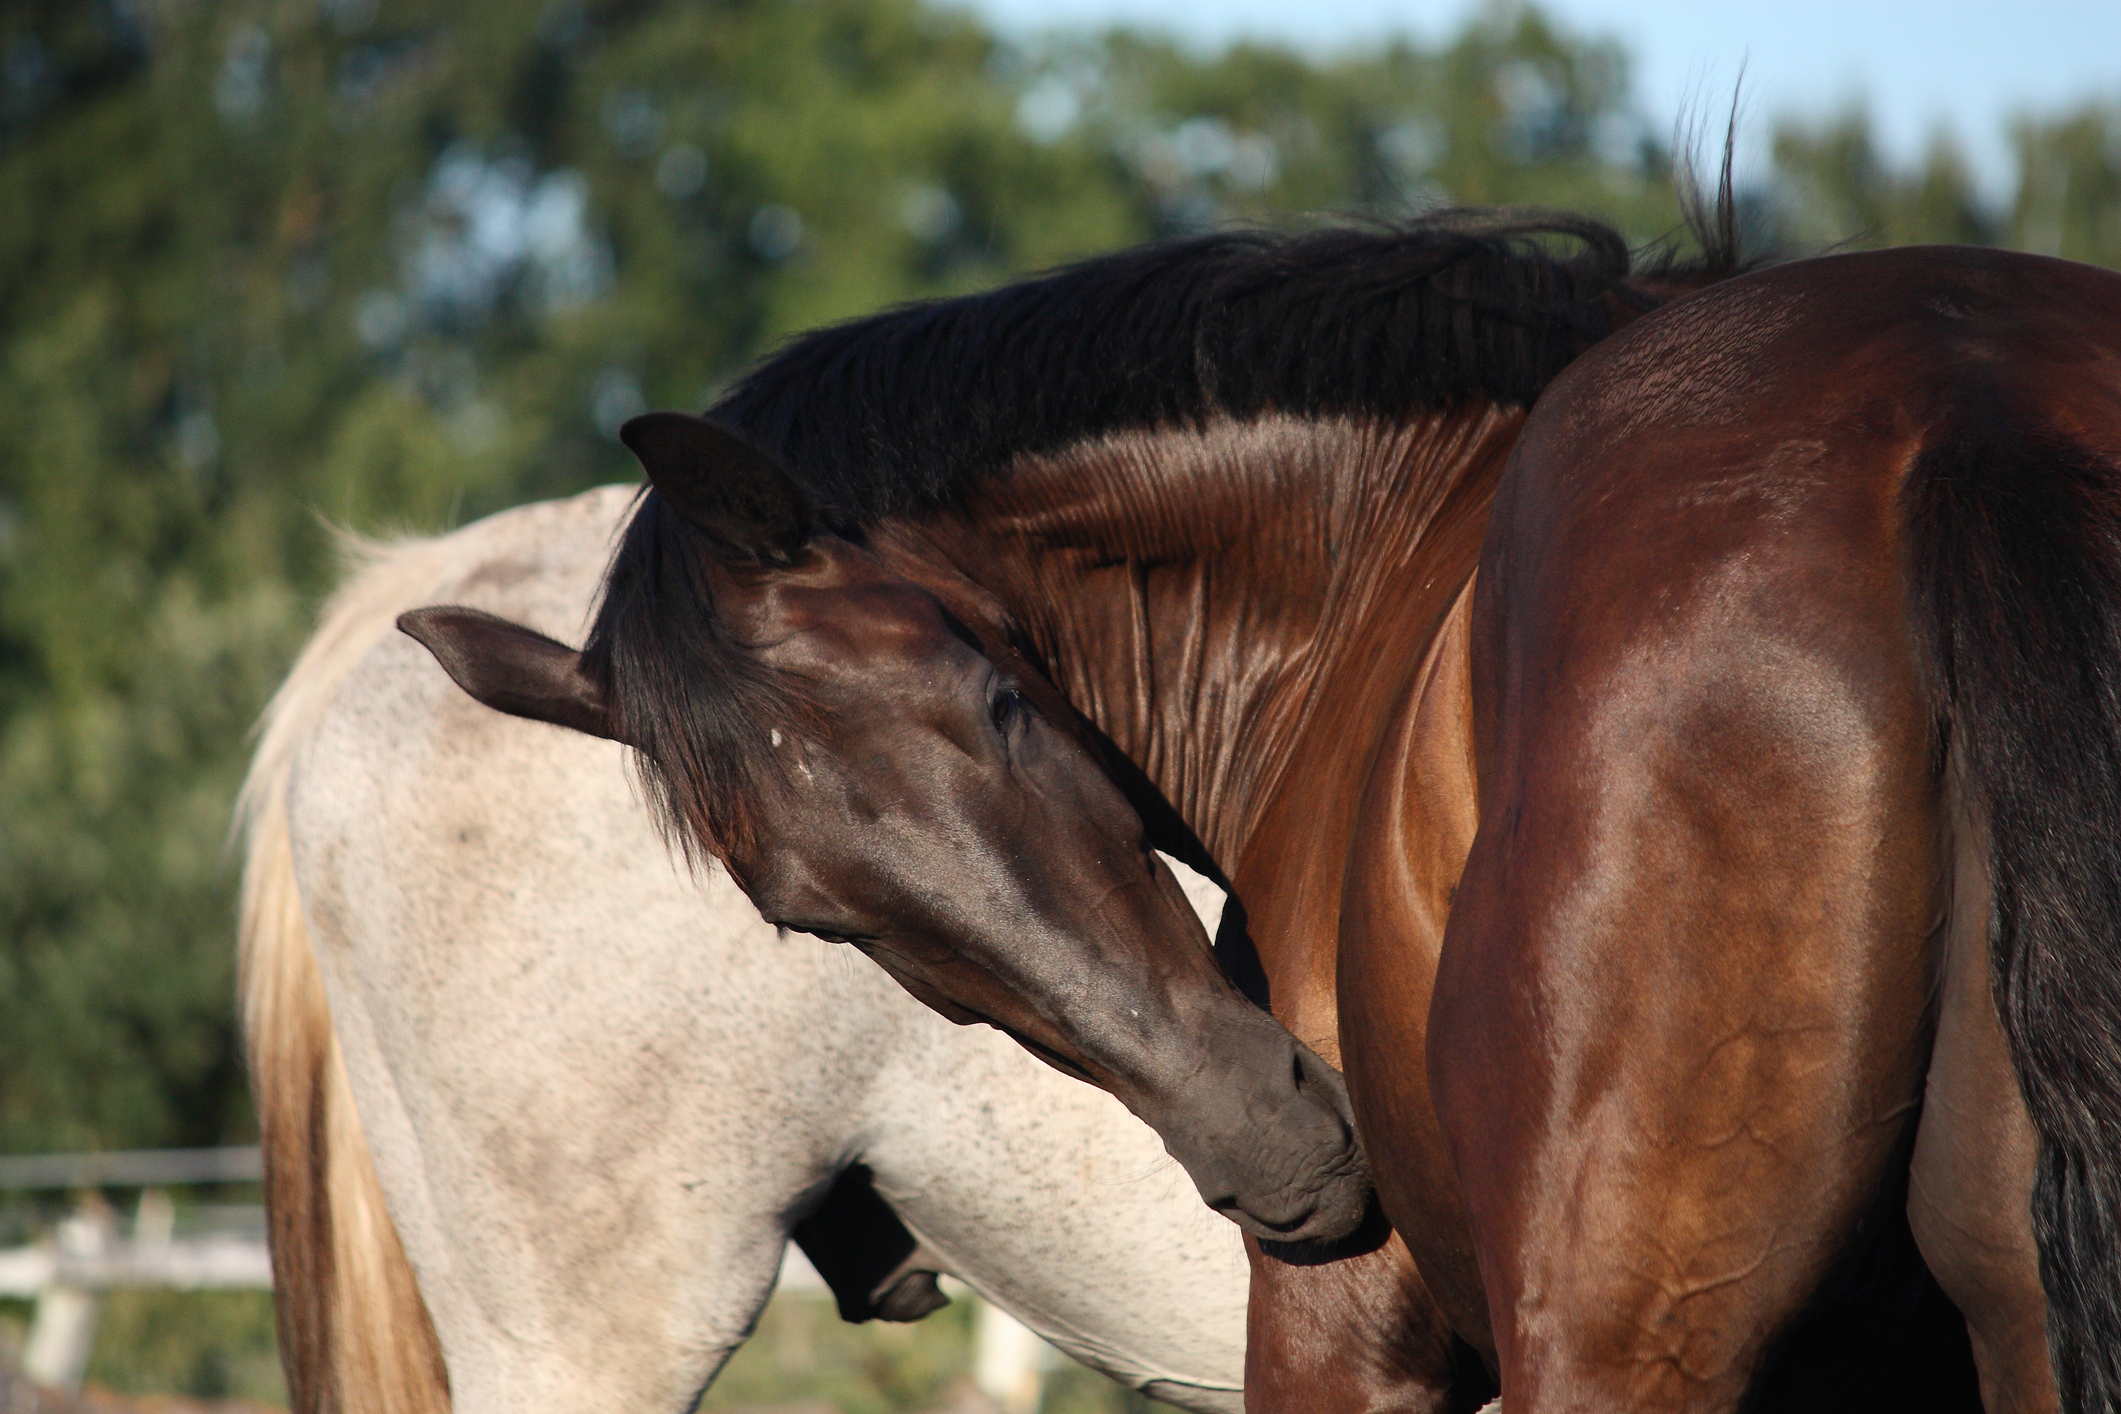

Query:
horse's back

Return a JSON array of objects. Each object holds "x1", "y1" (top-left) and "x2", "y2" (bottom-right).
[{"x1": 1523, "y1": 245, "x2": 2121, "y2": 478}]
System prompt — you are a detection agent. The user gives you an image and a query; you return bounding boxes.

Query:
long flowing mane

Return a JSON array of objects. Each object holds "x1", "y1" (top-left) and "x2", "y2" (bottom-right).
[{"x1": 708, "y1": 210, "x2": 1731, "y2": 524}]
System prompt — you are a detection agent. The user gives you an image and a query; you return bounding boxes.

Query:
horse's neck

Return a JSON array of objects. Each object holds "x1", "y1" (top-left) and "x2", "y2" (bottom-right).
[{"x1": 879, "y1": 407, "x2": 1516, "y2": 1050}]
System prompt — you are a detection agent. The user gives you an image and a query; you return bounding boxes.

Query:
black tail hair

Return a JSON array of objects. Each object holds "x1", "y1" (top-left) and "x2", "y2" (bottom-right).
[{"x1": 1906, "y1": 388, "x2": 2121, "y2": 1413}]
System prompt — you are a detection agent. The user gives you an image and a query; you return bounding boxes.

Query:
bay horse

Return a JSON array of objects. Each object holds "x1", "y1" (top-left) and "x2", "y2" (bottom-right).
[
  {"x1": 401, "y1": 213, "x2": 1737, "y2": 1412},
  {"x1": 1423, "y1": 245, "x2": 2121, "y2": 1413},
  {"x1": 238, "y1": 486, "x2": 1253, "y2": 1414}
]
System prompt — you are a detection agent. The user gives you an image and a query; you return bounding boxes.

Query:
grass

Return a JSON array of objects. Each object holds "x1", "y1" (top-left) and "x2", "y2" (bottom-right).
[
  {"x1": 699, "y1": 1289, "x2": 1162, "y2": 1414},
  {"x1": 85, "y1": 1290, "x2": 286, "y2": 1405},
  {"x1": 4, "y1": 1286, "x2": 1165, "y2": 1414}
]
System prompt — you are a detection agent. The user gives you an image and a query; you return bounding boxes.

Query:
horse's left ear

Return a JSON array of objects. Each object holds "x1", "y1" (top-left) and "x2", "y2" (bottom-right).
[
  {"x1": 620, "y1": 412, "x2": 814, "y2": 567},
  {"x1": 398, "y1": 606, "x2": 626, "y2": 743}
]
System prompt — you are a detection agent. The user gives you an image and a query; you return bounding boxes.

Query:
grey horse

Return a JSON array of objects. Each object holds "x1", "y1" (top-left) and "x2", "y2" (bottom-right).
[{"x1": 237, "y1": 485, "x2": 1250, "y2": 1414}]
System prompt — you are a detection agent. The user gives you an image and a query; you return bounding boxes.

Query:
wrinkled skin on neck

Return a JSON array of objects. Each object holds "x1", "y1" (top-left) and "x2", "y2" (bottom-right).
[
  {"x1": 648, "y1": 536, "x2": 1373, "y2": 1244},
  {"x1": 868, "y1": 408, "x2": 1522, "y2": 1357}
]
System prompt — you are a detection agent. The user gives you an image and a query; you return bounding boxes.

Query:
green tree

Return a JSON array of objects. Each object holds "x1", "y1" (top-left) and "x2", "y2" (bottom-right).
[
  {"x1": 2009, "y1": 101, "x2": 2121, "y2": 266},
  {"x1": 1764, "y1": 98, "x2": 2121, "y2": 263},
  {"x1": 0, "y1": 0, "x2": 1706, "y2": 1160},
  {"x1": 1012, "y1": 5, "x2": 1685, "y2": 242},
  {"x1": 1769, "y1": 109, "x2": 1999, "y2": 249}
]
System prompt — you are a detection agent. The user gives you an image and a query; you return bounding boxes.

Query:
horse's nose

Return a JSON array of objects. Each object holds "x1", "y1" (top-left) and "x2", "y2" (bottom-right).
[{"x1": 1170, "y1": 1032, "x2": 1372, "y2": 1245}]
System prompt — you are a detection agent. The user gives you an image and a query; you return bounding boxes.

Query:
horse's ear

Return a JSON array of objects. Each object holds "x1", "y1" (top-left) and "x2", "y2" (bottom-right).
[
  {"x1": 620, "y1": 412, "x2": 814, "y2": 566},
  {"x1": 397, "y1": 606, "x2": 626, "y2": 744}
]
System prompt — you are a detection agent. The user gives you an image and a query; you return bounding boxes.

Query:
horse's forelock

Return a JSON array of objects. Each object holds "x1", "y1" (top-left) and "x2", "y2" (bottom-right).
[{"x1": 583, "y1": 496, "x2": 813, "y2": 868}]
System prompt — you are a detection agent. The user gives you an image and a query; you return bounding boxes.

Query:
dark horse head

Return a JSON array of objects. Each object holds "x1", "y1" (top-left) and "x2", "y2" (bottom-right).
[{"x1": 400, "y1": 411, "x2": 1371, "y2": 1245}]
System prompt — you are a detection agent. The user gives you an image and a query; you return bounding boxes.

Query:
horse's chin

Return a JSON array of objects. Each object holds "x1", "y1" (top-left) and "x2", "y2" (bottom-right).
[
  {"x1": 1207, "y1": 1150, "x2": 1376, "y2": 1249},
  {"x1": 1253, "y1": 1192, "x2": 1393, "y2": 1265}
]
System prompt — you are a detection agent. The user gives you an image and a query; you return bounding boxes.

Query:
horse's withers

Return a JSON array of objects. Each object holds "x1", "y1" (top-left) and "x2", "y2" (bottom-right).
[{"x1": 399, "y1": 414, "x2": 1373, "y2": 1249}]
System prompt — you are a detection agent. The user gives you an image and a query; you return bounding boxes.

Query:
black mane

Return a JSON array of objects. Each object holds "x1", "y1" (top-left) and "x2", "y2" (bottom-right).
[
  {"x1": 709, "y1": 210, "x2": 1712, "y2": 525},
  {"x1": 587, "y1": 209, "x2": 1740, "y2": 858}
]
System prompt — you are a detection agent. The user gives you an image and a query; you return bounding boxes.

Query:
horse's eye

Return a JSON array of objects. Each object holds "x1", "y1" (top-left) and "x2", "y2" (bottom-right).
[{"x1": 991, "y1": 687, "x2": 1025, "y2": 732}]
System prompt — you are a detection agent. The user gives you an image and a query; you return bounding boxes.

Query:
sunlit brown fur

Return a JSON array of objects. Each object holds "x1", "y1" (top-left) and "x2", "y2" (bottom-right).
[{"x1": 1427, "y1": 246, "x2": 2121, "y2": 1412}]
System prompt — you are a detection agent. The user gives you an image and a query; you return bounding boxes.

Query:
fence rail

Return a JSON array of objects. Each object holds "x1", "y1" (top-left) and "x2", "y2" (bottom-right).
[
  {"x1": 0, "y1": 1149, "x2": 261, "y2": 1193},
  {"x1": 0, "y1": 1236, "x2": 271, "y2": 1298},
  {"x1": 0, "y1": 1147, "x2": 1045, "y2": 1411},
  {"x1": 1, "y1": 1150, "x2": 270, "y2": 1394}
]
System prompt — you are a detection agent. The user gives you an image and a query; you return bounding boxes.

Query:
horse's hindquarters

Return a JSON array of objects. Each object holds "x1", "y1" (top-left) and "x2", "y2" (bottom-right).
[
  {"x1": 292, "y1": 639, "x2": 831, "y2": 1413},
  {"x1": 1427, "y1": 256, "x2": 2028, "y2": 1410},
  {"x1": 1432, "y1": 556, "x2": 1944, "y2": 1406},
  {"x1": 275, "y1": 488, "x2": 879, "y2": 1413}
]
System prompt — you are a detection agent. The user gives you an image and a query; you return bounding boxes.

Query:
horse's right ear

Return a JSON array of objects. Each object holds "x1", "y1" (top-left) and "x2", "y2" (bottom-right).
[
  {"x1": 620, "y1": 412, "x2": 814, "y2": 567},
  {"x1": 398, "y1": 606, "x2": 626, "y2": 744}
]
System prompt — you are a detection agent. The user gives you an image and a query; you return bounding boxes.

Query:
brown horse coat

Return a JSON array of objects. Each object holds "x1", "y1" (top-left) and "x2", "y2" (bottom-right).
[{"x1": 1429, "y1": 245, "x2": 2121, "y2": 1412}]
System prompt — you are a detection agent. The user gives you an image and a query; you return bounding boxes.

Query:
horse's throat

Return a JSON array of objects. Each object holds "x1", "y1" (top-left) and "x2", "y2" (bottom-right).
[{"x1": 1233, "y1": 574, "x2": 1481, "y2": 1059}]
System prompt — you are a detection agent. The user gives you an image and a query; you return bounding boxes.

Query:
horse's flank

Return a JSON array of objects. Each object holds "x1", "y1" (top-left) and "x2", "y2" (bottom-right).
[
  {"x1": 1423, "y1": 245, "x2": 2121, "y2": 1409},
  {"x1": 238, "y1": 532, "x2": 469, "y2": 1414}
]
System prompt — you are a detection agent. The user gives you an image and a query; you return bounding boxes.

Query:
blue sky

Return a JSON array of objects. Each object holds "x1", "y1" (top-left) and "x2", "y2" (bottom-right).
[{"x1": 961, "y1": 0, "x2": 2121, "y2": 202}]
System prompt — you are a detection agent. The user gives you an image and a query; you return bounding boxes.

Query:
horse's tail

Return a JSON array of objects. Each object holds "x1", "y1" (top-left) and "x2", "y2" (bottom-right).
[
  {"x1": 236, "y1": 531, "x2": 463, "y2": 1414},
  {"x1": 1905, "y1": 399, "x2": 2121, "y2": 1412}
]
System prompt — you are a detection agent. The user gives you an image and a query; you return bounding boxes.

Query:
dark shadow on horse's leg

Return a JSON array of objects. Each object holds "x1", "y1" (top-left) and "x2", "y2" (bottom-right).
[{"x1": 1747, "y1": 1191, "x2": 1981, "y2": 1414}]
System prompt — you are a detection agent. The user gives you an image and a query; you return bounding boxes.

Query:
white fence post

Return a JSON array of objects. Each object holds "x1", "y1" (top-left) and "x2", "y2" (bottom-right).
[
  {"x1": 2, "y1": 1152, "x2": 271, "y2": 1395},
  {"x1": 973, "y1": 1299, "x2": 1047, "y2": 1414},
  {"x1": 132, "y1": 1188, "x2": 175, "y2": 1251},
  {"x1": 22, "y1": 1205, "x2": 113, "y2": 1391}
]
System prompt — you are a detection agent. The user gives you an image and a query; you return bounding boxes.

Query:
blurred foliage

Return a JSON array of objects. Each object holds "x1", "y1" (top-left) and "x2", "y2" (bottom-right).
[
  {"x1": 84, "y1": 1288, "x2": 285, "y2": 1405},
  {"x1": 0, "y1": 0, "x2": 1710, "y2": 1160},
  {"x1": 1765, "y1": 99, "x2": 2121, "y2": 266},
  {"x1": 701, "y1": 1290, "x2": 979, "y2": 1414},
  {"x1": 0, "y1": 0, "x2": 2117, "y2": 1403}
]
